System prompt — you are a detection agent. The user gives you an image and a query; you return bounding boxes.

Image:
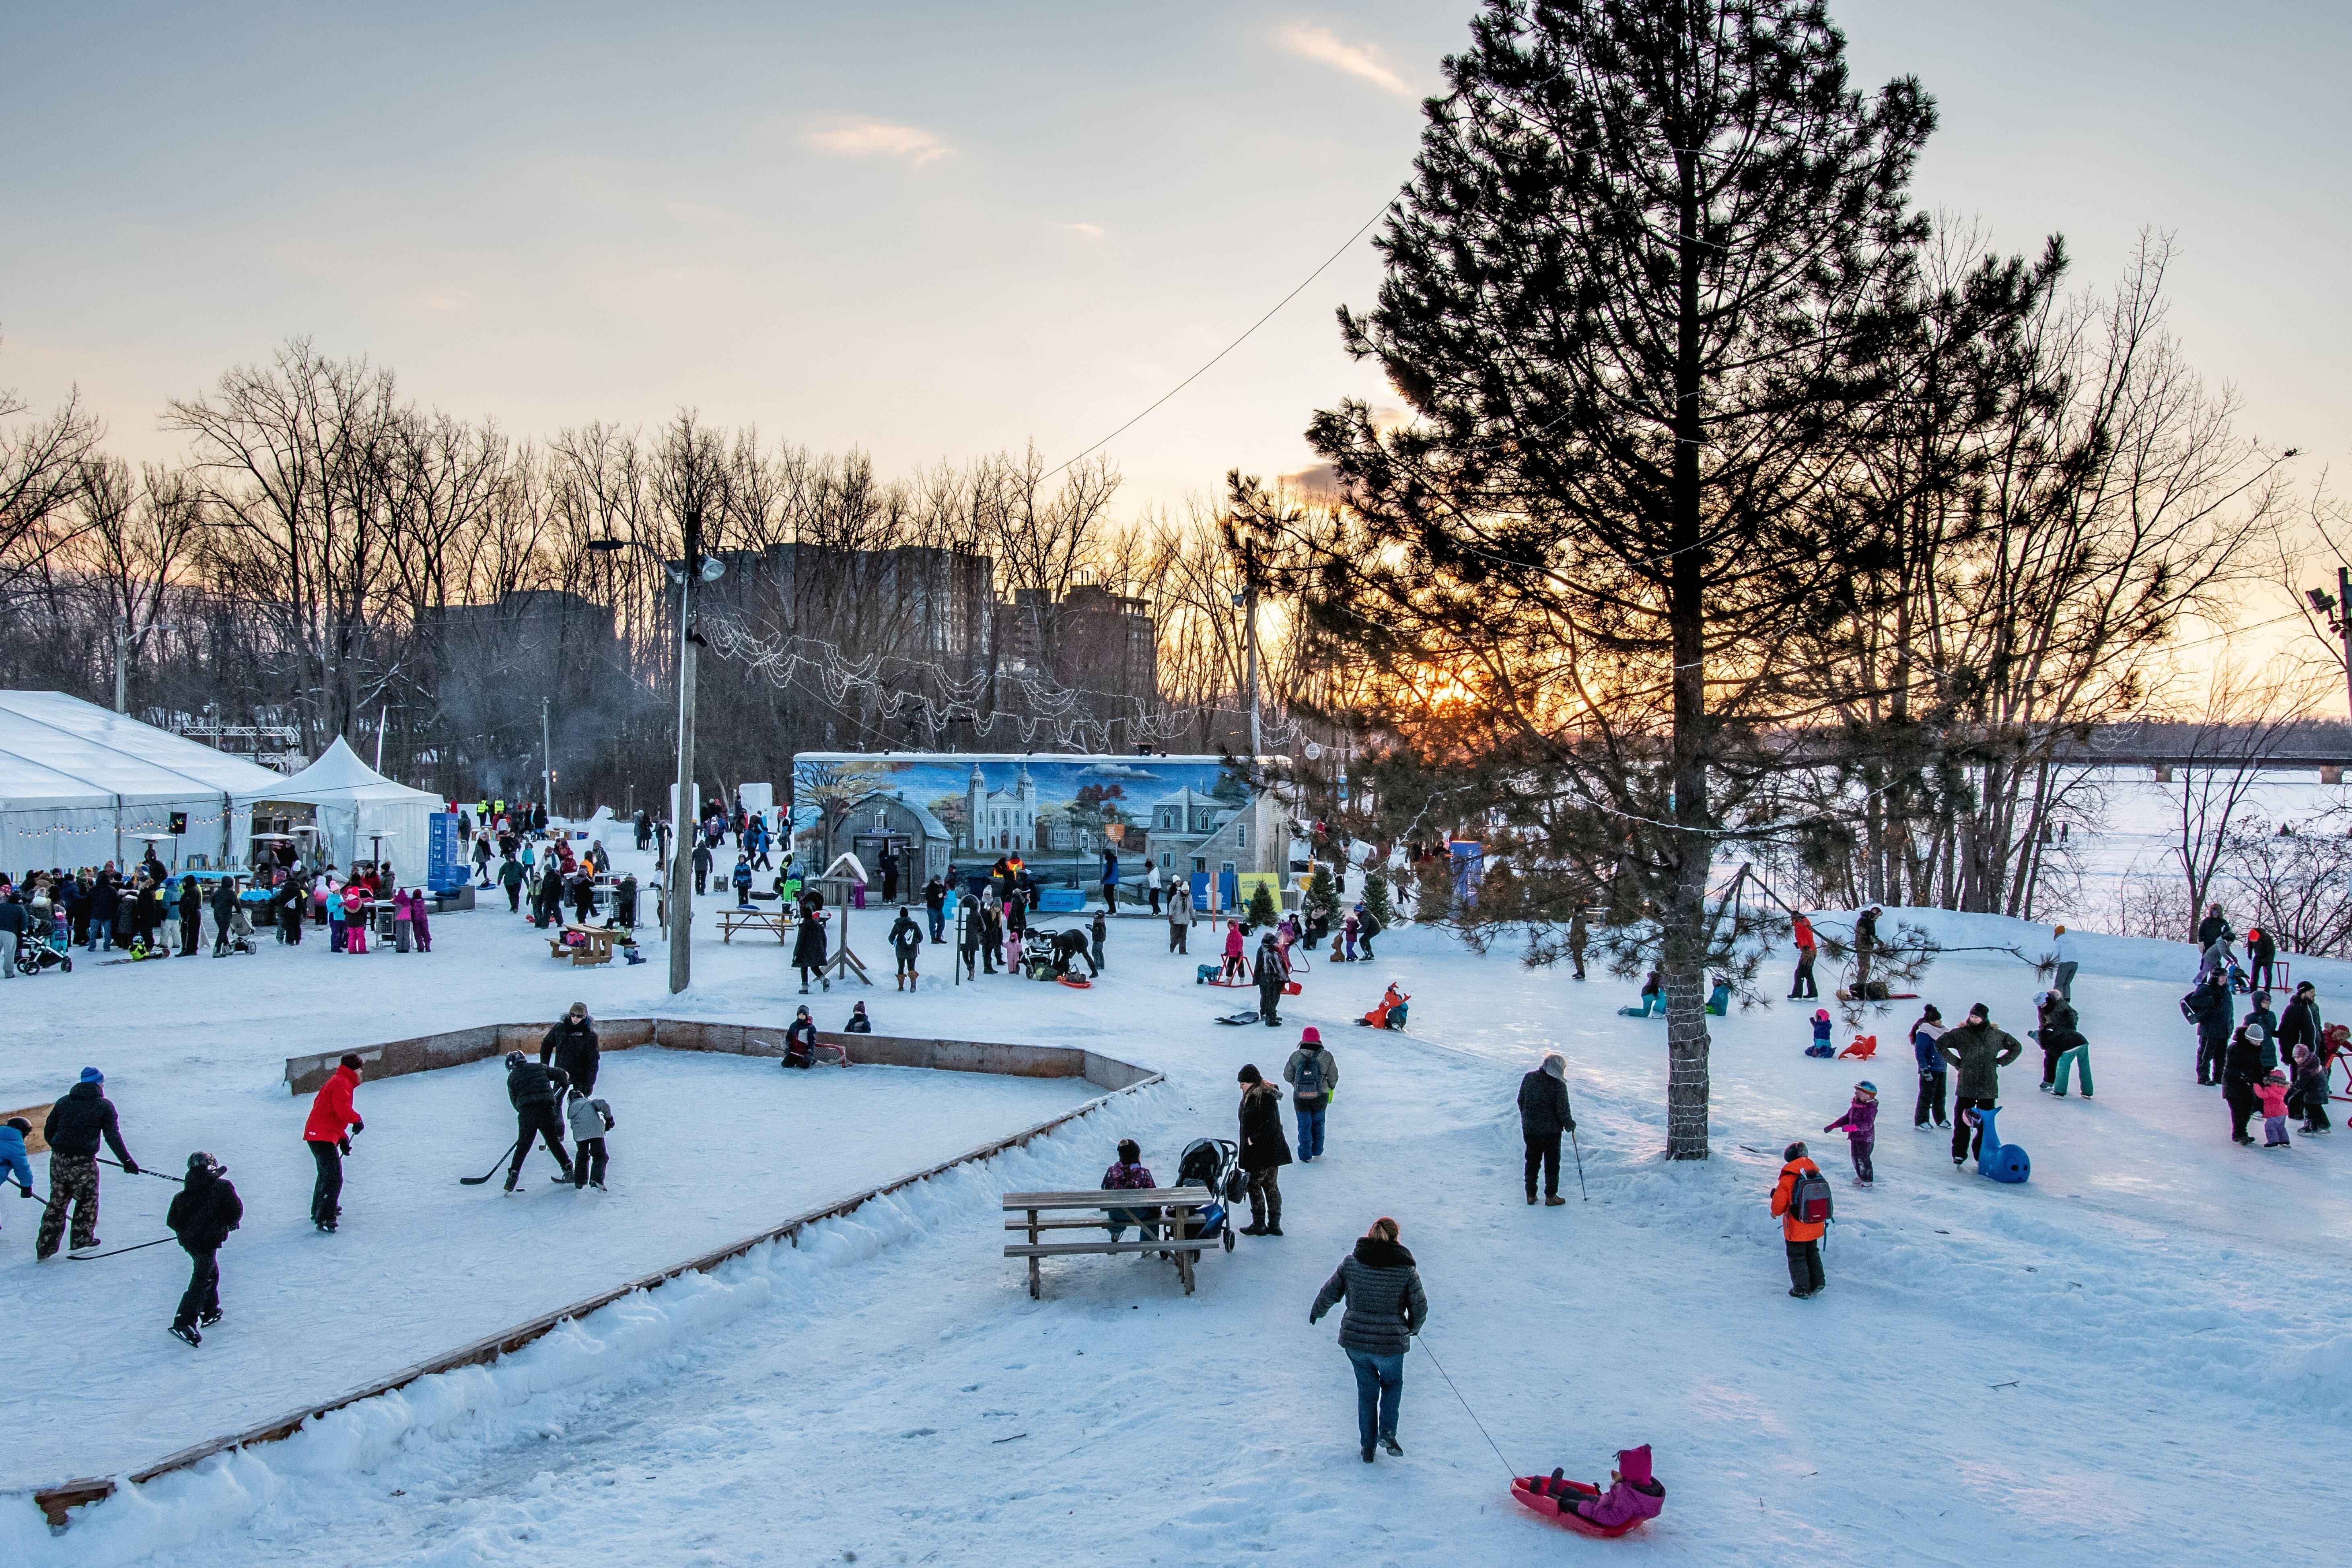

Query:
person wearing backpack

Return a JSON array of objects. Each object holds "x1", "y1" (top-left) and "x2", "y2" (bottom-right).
[
  {"x1": 1770, "y1": 1142, "x2": 1830, "y2": 1298},
  {"x1": 2183, "y1": 974, "x2": 2232, "y2": 1086},
  {"x1": 1284, "y1": 1028, "x2": 1339, "y2": 1162}
]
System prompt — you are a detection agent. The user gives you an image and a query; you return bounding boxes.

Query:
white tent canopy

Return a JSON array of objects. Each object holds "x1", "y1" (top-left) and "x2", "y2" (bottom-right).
[
  {"x1": 260, "y1": 738, "x2": 442, "y2": 880},
  {"x1": 0, "y1": 691, "x2": 290, "y2": 874}
]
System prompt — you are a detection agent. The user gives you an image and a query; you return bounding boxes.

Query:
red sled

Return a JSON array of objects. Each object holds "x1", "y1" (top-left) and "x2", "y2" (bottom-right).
[
  {"x1": 1058, "y1": 974, "x2": 1093, "y2": 989},
  {"x1": 1510, "y1": 1477, "x2": 1646, "y2": 1539}
]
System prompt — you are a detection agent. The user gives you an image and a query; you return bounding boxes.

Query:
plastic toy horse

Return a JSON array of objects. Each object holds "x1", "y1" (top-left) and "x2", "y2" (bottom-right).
[{"x1": 1964, "y1": 1105, "x2": 2030, "y2": 1183}]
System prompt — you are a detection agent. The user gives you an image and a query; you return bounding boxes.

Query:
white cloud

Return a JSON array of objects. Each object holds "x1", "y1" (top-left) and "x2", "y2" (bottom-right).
[
  {"x1": 1054, "y1": 221, "x2": 1105, "y2": 241},
  {"x1": 803, "y1": 120, "x2": 953, "y2": 167},
  {"x1": 1278, "y1": 22, "x2": 1413, "y2": 98}
]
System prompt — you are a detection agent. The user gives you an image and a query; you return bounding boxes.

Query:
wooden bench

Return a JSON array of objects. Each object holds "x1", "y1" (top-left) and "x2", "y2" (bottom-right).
[
  {"x1": 718, "y1": 907, "x2": 790, "y2": 944},
  {"x1": 1003, "y1": 1186, "x2": 1216, "y2": 1298},
  {"x1": 547, "y1": 925, "x2": 617, "y2": 966}
]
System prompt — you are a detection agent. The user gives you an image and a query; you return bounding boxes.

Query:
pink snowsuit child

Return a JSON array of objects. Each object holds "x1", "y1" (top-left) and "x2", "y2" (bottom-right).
[
  {"x1": 1824, "y1": 1082, "x2": 1880, "y2": 1186},
  {"x1": 1569, "y1": 1445, "x2": 1666, "y2": 1531},
  {"x1": 342, "y1": 885, "x2": 369, "y2": 954},
  {"x1": 2258, "y1": 1070, "x2": 2292, "y2": 1148},
  {"x1": 409, "y1": 890, "x2": 432, "y2": 952},
  {"x1": 1222, "y1": 920, "x2": 1247, "y2": 982},
  {"x1": 392, "y1": 888, "x2": 415, "y2": 952},
  {"x1": 1342, "y1": 911, "x2": 1360, "y2": 963}
]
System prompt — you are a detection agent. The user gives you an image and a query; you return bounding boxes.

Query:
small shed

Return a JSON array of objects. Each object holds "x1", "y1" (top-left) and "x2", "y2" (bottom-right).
[{"x1": 796, "y1": 789, "x2": 953, "y2": 899}]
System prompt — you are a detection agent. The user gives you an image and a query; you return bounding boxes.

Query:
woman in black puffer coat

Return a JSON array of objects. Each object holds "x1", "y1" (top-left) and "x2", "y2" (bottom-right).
[{"x1": 1311, "y1": 1215, "x2": 1429, "y2": 1463}]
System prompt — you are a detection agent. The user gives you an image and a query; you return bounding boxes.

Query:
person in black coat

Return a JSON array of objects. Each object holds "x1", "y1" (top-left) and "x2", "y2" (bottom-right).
[
  {"x1": 2186, "y1": 975, "x2": 2232, "y2": 1086},
  {"x1": 502, "y1": 1052, "x2": 572, "y2": 1192},
  {"x1": 539, "y1": 1003, "x2": 601, "y2": 1095},
  {"x1": 177, "y1": 875, "x2": 203, "y2": 956},
  {"x1": 2222, "y1": 1024, "x2": 2267, "y2": 1146},
  {"x1": 794, "y1": 911, "x2": 829, "y2": 993},
  {"x1": 1517, "y1": 1053, "x2": 1576, "y2": 1205},
  {"x1": 977, "y1": 900, "x2": 1002, "y2": 975},
  {"x1": 164, "y1": 1152, "x2": 243, "y2": 1346},
  {"x1": 1236, "y1": 1064, "x2": 1292, "y2": 1235},
  {"x1": 1253, "y1": 934, "x2": 1288, "y2": 1027},
  {"x1": 2279, "y1": 982, "x2": 2321, "y2": 1060},
  {"x1": 209, "y1": 877, "x2": 240, "y2": 956},
  {"x1": 783, "y1": 1005, "x2": 819, "y2": 1068},
  {"x1": 88, "y1": 876, "x2": 119, "y2": 952}
]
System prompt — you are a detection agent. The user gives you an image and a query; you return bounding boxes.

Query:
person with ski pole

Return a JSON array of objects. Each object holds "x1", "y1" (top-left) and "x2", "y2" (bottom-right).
[
  {"x1": 303, "y1": 1053, "x2": 366, "y2": 1233},
  {"x1": 38, "y1": 1068, "x2": 138, "y2": 1258},
  {"x1": 164, "y1": 1152, "x2": 242, "y2": 1347},
  {"x1": 1518, "y1": 1052, "x2": 1576, "y2": 1206},
  {"x1": 500, "y1": 1052, "x2": 572, "y2": 1194}
]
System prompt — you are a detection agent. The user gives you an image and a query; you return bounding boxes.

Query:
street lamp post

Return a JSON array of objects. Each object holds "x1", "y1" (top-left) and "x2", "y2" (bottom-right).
[{"x1": 589, "y1": 508, "x2": 721, "y2": 996}]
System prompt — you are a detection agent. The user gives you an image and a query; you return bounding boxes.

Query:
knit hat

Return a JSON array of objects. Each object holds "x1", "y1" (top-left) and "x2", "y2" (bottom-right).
[
  {"x1": 2269, "y1": 1069, "x2": 2288, "y2": 1084},
  {"x1": 1968, "y1": 1003, "x2": 1988, "y2": 1021},
  {"x1": 1783, "y1": 1140, "x2": 1807, "y2": 1161},
  {"x1": 1856, "y1": 1081, "x2": 1877, "y2": 1097},
  {"x1": 1921, "y1": 1004, "x2": 1941, "y2": 1022},
  {"x1": 79, "y1": 1067, "x2": 102, "y2": 1084},
  {"x1": 1617, "y1": 1445, "x2": 1653, "y2": 1485},
  {"x1": 1237, "y1": 1064, "x2": 1263, "y2": 1084},
  {"x1": 1542, "y1": 1053, "x2": 1566, "y2": 1080},
  {"x1": 1300, "y1": 1026, "x2": 1322, "y2": 1045}
]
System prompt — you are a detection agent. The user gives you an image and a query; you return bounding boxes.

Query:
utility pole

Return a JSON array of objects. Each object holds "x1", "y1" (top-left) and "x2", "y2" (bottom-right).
[
  {"x1": 114, "y1": 621, "x2": 129, "y2": 714},
  {"x1": 541, "y1": 698, "x2": 554, "y2": 821},
  {"x1": 668, "y1": 505, "x2": 704, "y2": 997}
]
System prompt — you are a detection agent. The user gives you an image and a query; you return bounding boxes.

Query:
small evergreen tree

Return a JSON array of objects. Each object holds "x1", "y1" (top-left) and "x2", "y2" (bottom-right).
[
  {"x1": 1362, "y1": 872, "x2": 1396, "y2": 930},
  {"x1": 1246, "y1": 879, "x2": 1280, "y2": 931},
  {"x1": 1305, "y1": 862, "x2": 1339, "y2": 927}
]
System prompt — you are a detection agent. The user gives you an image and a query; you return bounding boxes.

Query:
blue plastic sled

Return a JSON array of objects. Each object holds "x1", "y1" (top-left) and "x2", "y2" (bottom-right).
[{"x1": 1967, "y1": 1105, "x2": 2030, "y2": 1183}]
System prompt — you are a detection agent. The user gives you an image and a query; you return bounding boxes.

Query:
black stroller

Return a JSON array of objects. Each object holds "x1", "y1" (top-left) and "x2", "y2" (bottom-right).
[{"x1": 1174, "y1": 1138, "x2": 1245, "y2": 1253}]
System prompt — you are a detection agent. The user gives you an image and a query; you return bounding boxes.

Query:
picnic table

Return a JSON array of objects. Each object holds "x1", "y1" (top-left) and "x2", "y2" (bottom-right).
[
  {"x1": 1003, "y1": 1186, "x2": 1219, "y2": 1298},
  {"x1": 548, "y1": 924, "x2": 618, "y2": 966},
  {"x1": 718, "y1": 907, "x2": 790, "y2": 943}
]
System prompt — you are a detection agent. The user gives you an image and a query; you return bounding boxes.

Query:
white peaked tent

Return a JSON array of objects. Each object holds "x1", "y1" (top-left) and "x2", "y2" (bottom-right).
[
  {"x1": 265, "y1": 737, "x2": 442, "y2": 878},
  {"x1": 0, "y1": 691, "x2": 290, "y2": 874}
]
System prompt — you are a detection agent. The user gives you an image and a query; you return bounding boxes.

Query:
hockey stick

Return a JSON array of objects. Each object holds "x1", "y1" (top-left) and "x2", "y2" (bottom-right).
[
  {"x1": 1569, "y1": 1126, "x2": 1588, "y2": 1202},
  {"x1": 68, "y1": 1235, "x2": 176, "y2": 1259},
  {"x1": 99, "y1": 1156, "x2": 181, "y2": 1183},
  {"x1": 459, "y1": 1139, "x2": 522, "y2": 1185}
]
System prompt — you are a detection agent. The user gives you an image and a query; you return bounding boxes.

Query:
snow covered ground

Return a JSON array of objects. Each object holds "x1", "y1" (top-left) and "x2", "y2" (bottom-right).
[{"x1": 5, "y1": 833, "x2": 2350, "y2": 1566}]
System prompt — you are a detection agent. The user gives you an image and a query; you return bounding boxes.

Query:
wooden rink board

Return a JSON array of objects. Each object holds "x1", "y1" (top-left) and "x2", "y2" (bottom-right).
[{"x1": 2, "y1": 1105, "x2": 48, "y2": 1153}]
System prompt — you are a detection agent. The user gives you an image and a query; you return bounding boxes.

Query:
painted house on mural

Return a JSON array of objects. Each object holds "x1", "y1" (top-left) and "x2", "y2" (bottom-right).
[{"x1": 788, "y1": 753, "x2": 1291, "y2": 899}]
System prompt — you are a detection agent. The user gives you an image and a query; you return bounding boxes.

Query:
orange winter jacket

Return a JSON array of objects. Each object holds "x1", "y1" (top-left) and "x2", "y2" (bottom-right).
[{"x1": 1771, "y1": 1157, "x2": 1826, "y2": 1242}]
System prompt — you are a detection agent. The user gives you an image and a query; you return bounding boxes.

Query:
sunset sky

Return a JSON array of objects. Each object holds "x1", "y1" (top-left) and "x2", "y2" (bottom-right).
[{"x1": 4, "y1": 1, "x2": 2345, "y2": 520}]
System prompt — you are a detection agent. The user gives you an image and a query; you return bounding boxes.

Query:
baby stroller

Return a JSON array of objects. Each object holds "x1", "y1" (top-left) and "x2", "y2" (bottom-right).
[
  {"x1": 16, "y1": 924, "x2": 72, "y2": 975},
  {"x1": 220, "y1": 905, "x2": 259, "y2": 956},
  {"x1": 1021, "y1": 926, "x2": 1068, "y2": 981},
  {"x1": 1173, "y1": 1137, "x2": 1245, "y2": 1253}
]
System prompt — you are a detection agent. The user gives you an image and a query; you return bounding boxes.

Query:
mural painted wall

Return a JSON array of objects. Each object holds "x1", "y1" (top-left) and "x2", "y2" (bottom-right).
[{"x1": 790, "y1": 752, "x2": 1250, "y2": 870}]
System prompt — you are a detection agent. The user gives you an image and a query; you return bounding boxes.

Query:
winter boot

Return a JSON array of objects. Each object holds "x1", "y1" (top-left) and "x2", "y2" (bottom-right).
[
  {"x1": 1383, "y1": 1437, "x2": 1402, "y2": 1457},
  {"x1": 169, "y1": 1321, "x2": 201, "y2": 1347},
  {"x1": 1545, "y1": 1195, "x2": 1567, "y2": 1206}
]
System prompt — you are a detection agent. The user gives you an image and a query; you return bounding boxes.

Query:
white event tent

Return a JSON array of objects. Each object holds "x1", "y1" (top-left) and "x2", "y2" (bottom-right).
[
  {"x1": 0, "y1": 691, "x2": 291, "y2": 875},
  {"x1": 263, "y1": 737, "x2": 442, "y2": 878}
]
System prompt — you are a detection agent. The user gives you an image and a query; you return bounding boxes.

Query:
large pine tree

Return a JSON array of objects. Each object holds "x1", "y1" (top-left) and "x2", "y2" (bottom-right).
[{"x1": 1294, "y1": 0, "x2": 1935, "y2": 1158}]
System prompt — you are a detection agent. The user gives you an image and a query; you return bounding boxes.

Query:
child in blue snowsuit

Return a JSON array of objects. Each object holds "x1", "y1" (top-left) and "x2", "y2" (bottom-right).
[
  {"x1": 1806, "y1": 1009, "x2": 1836, "y2": 1058},
  {"x1": 0, "y1": 1115, "x2": 36, "y2": 1232}
]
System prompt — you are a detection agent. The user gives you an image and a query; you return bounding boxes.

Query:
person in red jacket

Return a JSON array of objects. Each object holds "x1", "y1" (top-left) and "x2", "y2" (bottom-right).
[
  {"x1": 304, "y1": 1054, "x2": 365, "y2": 1233},
  {"x1": 1770, "y1": 1140, "x2": 1828, "y2": 1298},
  {"x1": 1788, "y1": 913, "x2": 1818, "y2": 1000}
]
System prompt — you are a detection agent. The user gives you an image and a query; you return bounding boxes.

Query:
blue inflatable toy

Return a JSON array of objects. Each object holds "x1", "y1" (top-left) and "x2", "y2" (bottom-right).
[{"x1": 1966, "y1": 1105, "x2": 2030, "y2": 1183}]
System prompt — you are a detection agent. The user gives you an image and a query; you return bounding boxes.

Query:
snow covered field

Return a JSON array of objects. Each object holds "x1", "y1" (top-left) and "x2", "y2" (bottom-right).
[{"x1": 5, "y1": 836, "x2": 2350, "y2": 1566}]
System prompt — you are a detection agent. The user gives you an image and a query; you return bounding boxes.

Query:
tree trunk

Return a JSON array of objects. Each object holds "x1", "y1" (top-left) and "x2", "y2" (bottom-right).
[{"x1": 1664, "y1": 156, "x2": 1712, "y2": 1162}]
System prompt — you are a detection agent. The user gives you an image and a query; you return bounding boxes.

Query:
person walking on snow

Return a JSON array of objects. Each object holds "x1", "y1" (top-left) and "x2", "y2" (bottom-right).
[
  {"x1": 1222, "y1": 919, "x2": 1247, "y2": 982},
  {"x1": 2050, "y1": 924, "x2": 2079, "y2": 1002},
  {"x1": 499, "y1": 852, "x2": 525, "y2": 913},
  {"x1": 1090, "y1": 907, "x2": 1108, "y2": 974},
  {"x1": 1517, "y1": 1052, "x2": 1576, "y2": 1205},
  {"x1": 2185, "y1": 973, "x2": 2233, "y2": 1085},
  {"x1": 889, "y1": 905, "x2": 922, "y2": 991},
  {"x1": 2289, "y1": 1043, "x2": 2332, "y2": 1134},
  {"x1": 501, "y1": 1052, "x2": 572, "y2": 1193},
  {"x1": 566, "y1": 1088, "x2": 615, "y2": 1189},
  {"x1": 1253, "y1": 932, "x2": 1288, "y2": 1026},
  {"x1": 38, "y1": 1068, "x2": 138, "y2": 1258},
  {"x1": 1284, "y1": 1028, "x2": 1338, "y2": 1162},
  {"x1": 209, "y1": 876, "x2": 239, "y2": 957},
  {"x1": 1823, "y1": 1081, "x2": 1879, "y2": 1186},
  {"x1": 1789, "y1": 912, "x2": 1819, "y2": 999},
  {"x1": 1309, "y1": 1215, "x2": 1428, "y2": 1463},
  {"x1": 303, "y1": 1054, "x2": 365, "y2": 1233},
  {"x1": 924, "y1": 875, "x2": 947, "y2": 944},
  {"x1": 1236, "y1": 1064, "x2": 1291, "y2": 1235},
  {"x1": 164, "y1": 1152, "x2": 242, "y2": 1347},
  {"x1": 1167, "y1": 879, "x2": 1192, "y2": 953},
  {"x1": 1771, "y1": 1141, "x2": 1829, "y2": 1297},
  {"x1": 2222, "y1": 1023, "x2": 2268, "y2": 1146},
  {"x1": 1910, "y1": 1004, "x2": 1949, "y2": 1128},
  {"x1": 2248, "y1": 925, "x2": 2278, "y2": 994},
  {"x1": 1568, "y1": 905, "x2": 1589, "y2": 980},
  {"x1": 794, "y1": 907, "x2": 829, "y2": 993},
  {"x1": 541, "y1": 1002, "x2": 601, "y2": 1095},
  {"x1": 1937, "y1": 1004, "x2": 2022, "y2": 1167}
]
